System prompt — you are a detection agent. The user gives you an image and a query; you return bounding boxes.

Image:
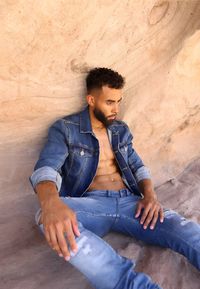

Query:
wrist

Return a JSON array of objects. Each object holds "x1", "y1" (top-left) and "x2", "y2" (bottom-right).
[
  {"x1": 138, "y1": 179, "x2": 157, "y2": 198},
  {"x1": 143, "y1": 189, "x2": 157, "y2": 200},
  {"x1": 41, "y1": 193, "x2": 60, "y2": 209}
]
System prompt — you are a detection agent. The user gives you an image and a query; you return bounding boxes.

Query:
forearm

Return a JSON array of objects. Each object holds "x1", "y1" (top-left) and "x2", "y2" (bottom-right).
[
  {"x1": 138, "y1": 179, "x2": 157, "y2": 199},
  {"x1": 35, "y1": 181, "x2": 61, "y2": 209}
]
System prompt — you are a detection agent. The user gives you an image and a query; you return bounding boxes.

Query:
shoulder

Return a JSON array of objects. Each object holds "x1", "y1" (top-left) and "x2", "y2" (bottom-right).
[
  {"x1": 49, "y1": 110, "x2": 82, "y2": 129},
  {"x1": 63, "y1": 110, "x2": 81, "y2": 125},
  {"x1": 109, "y1": 119, "x2": 134, "y2": 143},
  {"x1": 113, "y1": 119, "x2": 129, "y2": 128},
  {"x1": 110, "y1": 119, "x2": 131, "y2": 133}
]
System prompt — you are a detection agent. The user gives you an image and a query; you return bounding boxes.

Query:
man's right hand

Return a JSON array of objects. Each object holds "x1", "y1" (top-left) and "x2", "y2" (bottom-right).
[
  {"x1": 41, "y1": 196, "x2": 80, "y2": 260},
  {"x1": 35, "y1": 182, "x2": 80, "y2": 261}
]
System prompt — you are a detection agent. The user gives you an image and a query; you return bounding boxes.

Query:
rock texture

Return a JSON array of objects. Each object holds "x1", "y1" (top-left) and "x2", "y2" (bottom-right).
[
  {"x1": 1, "y1": 158, "x2": 200, "y2": 289},
  {"x1": 0, "y1": 1, "x2": 200, "y2": 288},
  {"x1": 0, "y1": 0, "x2": 200, "y2": 188}
]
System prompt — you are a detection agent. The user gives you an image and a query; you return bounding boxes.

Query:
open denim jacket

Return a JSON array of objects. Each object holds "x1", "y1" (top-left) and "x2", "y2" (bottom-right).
[{"x1": 30, "y1": 106, "x2": 151, "y2": 197}]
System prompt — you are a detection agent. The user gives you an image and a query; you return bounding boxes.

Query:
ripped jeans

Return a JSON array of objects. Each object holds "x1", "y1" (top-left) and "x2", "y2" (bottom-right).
[{"x1": 35, "y1": 189, "x2": 200, "y2": 289}]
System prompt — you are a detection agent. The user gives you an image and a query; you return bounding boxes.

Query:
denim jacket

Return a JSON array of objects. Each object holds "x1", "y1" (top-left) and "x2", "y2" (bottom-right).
[{"x1": 30, "y1": 106, "x2": 151, "y2": 197}]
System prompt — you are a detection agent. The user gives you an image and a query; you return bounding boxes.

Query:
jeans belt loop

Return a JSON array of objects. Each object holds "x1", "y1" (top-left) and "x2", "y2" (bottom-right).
[{"x1": 107, "y1": 191, "x2": 111, "y2": 197}]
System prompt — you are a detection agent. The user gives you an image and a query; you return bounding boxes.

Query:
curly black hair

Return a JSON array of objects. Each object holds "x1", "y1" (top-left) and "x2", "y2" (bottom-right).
[{"x1": 86, "y1": 67, "x2": 125, "y2": 93}]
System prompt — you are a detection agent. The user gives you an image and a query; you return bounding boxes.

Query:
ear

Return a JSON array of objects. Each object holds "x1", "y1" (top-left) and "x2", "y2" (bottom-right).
[{"x1": 86, "y1": 94, "x2": 95, "y2": 107}]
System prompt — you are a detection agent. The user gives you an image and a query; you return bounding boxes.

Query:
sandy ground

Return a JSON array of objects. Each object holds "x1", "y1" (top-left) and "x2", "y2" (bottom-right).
[{"x1": 1, "y1": 158, "x2": 200, "y2": 289}]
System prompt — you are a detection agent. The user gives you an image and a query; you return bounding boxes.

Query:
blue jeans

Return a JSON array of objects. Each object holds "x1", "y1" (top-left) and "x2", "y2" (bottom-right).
[{"x1": 35, "y1": 189, "x2": 200, "y2": 289}]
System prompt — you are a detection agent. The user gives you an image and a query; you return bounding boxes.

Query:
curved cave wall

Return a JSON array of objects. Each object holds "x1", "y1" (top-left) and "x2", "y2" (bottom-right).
[
  {"x1": 1, "y1": 2, "x2": 200, "y2": 289},
  {"x1": 0, "y1": 0, "x2": 200, "y2": 199}
]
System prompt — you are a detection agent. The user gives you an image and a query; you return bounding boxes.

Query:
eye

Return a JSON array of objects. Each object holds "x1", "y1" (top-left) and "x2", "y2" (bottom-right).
[{"x1": 106, "y1": 100, "x2": 113, "y2": 105}]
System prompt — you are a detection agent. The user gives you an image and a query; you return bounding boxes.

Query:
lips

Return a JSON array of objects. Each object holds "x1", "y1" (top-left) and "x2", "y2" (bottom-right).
[{"x1": 108, "y1": 115, "x2": 117, "y2": 119}]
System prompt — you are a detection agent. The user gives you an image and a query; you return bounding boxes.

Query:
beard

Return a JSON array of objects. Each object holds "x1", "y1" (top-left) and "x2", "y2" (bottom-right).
[{"x1": 93, "y1": 108, "x2": 116, "y2": 127}]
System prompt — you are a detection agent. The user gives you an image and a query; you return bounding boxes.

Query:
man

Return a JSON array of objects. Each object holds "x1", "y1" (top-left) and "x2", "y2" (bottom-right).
[{"x1": 30, "y1": 68, "x2": 200, "y2": 289}]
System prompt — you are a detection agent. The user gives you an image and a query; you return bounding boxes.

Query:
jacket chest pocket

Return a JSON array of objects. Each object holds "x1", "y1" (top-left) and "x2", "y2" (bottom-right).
[
  {"x1": 69, "y1": 145, "x2": 94, "y2": 158},
  {"x1": 66, "y1": 145, "x2": 95, "y2": 178}
]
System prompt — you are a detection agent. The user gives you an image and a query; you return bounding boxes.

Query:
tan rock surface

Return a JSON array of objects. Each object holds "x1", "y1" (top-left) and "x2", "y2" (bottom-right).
[
  {"x1": 0, "y1": 0, "x2": 200, "y2": 186},
  {"x1": 0, "y1": 1, "x2": 200, "y2": 288}
]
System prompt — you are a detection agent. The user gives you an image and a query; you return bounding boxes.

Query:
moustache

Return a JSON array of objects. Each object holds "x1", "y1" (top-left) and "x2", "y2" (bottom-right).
[{"x1": 108, "y1": 113, "x2": 117, "y2": 117}]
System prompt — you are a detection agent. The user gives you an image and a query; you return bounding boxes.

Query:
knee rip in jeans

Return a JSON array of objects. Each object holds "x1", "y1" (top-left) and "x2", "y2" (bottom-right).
[
  {"x1": 75, "y1": 235, "x2": 92, "y2": 255},
  {"x1": 163, "y1": 208, "x2": 176, "y2": 217},
  {"x1": 164, "y1": 209, "x2": 191, "y2": 226}
]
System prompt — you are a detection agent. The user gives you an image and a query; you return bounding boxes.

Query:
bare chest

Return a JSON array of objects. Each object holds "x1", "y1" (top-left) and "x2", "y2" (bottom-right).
[{"x1": 93, "y1": 129, "x2": 115, "y2": 161}]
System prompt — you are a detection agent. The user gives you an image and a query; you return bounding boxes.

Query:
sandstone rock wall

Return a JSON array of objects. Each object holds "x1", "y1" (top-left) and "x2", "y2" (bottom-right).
[
  {"x1": 1, "y1": 1, "x2": 200, "y2": 198},
  {"x1": 1, "y1": 1, "x2": 200, "y2": 289}
]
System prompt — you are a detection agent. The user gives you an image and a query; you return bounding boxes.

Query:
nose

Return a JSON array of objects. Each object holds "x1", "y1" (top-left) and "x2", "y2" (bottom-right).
[{"x1": 112, "y1": 103, "x2": 119, "y2": 114}]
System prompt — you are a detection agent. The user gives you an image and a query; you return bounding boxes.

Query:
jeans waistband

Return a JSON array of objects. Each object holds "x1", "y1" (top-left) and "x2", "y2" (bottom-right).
[{"x1": 84, "y1": 188, "x2": 133, "y2": 198}]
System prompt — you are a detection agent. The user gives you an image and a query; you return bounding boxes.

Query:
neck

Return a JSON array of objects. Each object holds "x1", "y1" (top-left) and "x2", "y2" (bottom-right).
[{"x1": 89, "y1": 107, "x2": 105, "y2": 130}]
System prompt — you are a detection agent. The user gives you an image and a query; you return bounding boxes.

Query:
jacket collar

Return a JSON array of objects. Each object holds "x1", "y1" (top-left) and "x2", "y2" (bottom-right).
[
  {"x1": 79, "y1": 105, "x2": 118, "y2": 134},
  {"x1": 80, "y1": 106, "x2": 93, "y2": 133}
]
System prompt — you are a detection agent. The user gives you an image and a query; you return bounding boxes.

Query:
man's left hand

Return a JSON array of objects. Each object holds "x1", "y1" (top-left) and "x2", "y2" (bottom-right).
[{"x1": 135, "y1": 196, "x2": 164, "y2": 230}]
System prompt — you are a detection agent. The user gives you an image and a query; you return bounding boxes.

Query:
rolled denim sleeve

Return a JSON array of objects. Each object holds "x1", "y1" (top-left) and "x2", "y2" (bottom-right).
[
  {"x1": 29, "y1": 166, "x2": 62, "y2": 191},
  {"x1": 134, "y1": 166, "x2": 151, "y2": 182},
  {"x1": 29, "y1": 119, "x2": 69, "y2": 192},
  {"x1": 127, "y1": 128, "x2": 151, "y2": 182}
]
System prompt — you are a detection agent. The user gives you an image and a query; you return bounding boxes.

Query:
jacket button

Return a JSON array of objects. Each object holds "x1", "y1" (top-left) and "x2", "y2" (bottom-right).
[{"x1": 80, "y1": 150, "x2": 84, "y2": 156}]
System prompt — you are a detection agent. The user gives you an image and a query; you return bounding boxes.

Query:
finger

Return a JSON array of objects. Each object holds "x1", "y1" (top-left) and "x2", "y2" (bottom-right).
[
  {"x1": 44, "y1": 225, "x2": 55, "y2": 248},
  {"x1": 64, "y1": 221, "x2": 78, "y2": 254},
  {"x1": 143, "y1": 206, "x2": 156, "y2": 229},
  {"x1": 44, "y1": 226, "x2": 51, "y2": 245},
  {"x1": 159, "y1": 207, "x2": 164, "y2": 223},
  {"x1": 140, "y1": 204, "x2": 151, "y2": 225},
  {"x1": 135, "y1": 202, "x2": 143, "y2": 218},
  {"x1": 71, "y1": 215, "x2": 81, "y2": 237},
  {"x1": 49, "y1": 226, "x2": 63, "y2": 257},
  {"x1": 55, "y1": 225, "x2": 70, "y2": 259},
  {"x1": 150, "y1": 209, "x2": 159, "y2": 230}
]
